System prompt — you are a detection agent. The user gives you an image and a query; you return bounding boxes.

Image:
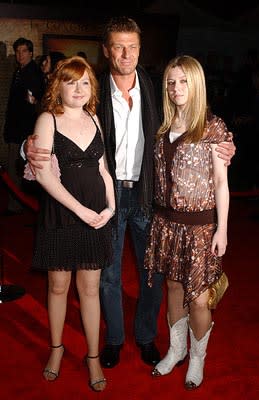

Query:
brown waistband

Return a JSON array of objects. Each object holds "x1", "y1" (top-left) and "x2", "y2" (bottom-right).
[{"x1": 154, "y1": 205, "x2": 217, "y2": 225}]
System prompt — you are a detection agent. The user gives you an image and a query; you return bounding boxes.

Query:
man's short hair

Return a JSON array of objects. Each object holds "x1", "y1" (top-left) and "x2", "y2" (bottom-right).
[
  {"x1": 13, "y1": 37, "x2": 33, "y2": 53},
  {"x1": 102, "y1": 16, "x2": 141, "y2": 45}
]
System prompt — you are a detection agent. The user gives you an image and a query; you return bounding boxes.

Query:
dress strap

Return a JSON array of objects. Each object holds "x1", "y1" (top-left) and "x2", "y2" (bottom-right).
[
  {"x1": 50, "y1": 112, "x2": 57, "y2": 132},
  {"x1": 50, "y1": 112, "x2": 57, "y2": 154},
  {"x1": 85, "y1": 110, "x2": 100, "y2": 133}
]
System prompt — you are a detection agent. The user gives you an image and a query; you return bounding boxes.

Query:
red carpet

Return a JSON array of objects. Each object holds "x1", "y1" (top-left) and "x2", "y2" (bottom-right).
[{"x1": 0, "y1": 179, "x2": 259, "y2": 400}]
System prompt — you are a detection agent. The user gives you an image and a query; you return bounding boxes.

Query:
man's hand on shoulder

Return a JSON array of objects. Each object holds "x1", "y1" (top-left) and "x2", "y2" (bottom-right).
[
  {"x1": 215, "y1": 136, "x2": 236, "y2": 166},
  {"x1": 26, "y1": 134, "x2": 51, "y2": 170}
]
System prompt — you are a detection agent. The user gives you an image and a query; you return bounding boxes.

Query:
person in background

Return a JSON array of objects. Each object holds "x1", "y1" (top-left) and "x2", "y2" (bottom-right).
[
  {"x1": 145, "y1": 55, "x2": 230, "y2": 390},
  {"x1": 22, "y1": 17, "x2": 236, "y2": 370},
  {"x1": 77, "y1": 51, "x2": 88, "y2": 60},
  {"x1": 3, "y1": 37, "x2": 44, "y2": 215},
  {"x1": 39, "y1": 51, "x2": 66, "y2": 89},
  {"x1": 29, "y1": 56, "x2": 115, "y2": 392}
]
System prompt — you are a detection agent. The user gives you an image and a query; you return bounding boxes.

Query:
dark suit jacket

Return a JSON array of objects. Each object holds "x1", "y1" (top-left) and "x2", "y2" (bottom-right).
[
  {"x1": 98, "y1": 65, "x2": 161, "y2": 215},
  {"x1": 4, "y1": 60, "x2": 45, "y2": 144}
]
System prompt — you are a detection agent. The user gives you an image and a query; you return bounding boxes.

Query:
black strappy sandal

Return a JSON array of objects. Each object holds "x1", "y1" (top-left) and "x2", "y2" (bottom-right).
[
  {"x1": 86, "y1": 354, "x2": 106, "y2": 392},
  {"x1": 43, "y1": 344, "x2": 65, "y2": 381}
]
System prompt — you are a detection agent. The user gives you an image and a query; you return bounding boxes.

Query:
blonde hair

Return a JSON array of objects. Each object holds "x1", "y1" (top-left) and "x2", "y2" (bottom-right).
[
  {"x1": 158, "y1": 55, "x2": 207, "y2": 143},
  {"x1": 41, "y1": 56, "x2": 99, "y2": 115}
]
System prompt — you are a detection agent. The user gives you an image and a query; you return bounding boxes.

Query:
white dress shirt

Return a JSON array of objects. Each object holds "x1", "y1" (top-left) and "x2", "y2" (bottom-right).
[{"x1": 110, "y1": 73, "x2": 144, "y2": 181}]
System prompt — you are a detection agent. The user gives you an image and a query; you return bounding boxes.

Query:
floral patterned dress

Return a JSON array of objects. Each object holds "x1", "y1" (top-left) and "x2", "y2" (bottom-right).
[{"x1": 144, "y1": 115, "x2": 231, "y2": 306}]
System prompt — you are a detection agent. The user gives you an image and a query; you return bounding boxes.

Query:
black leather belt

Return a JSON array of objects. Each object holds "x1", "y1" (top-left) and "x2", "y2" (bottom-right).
[{"x1": 117, "y1": 180, "x2": 137, "y2": 189}]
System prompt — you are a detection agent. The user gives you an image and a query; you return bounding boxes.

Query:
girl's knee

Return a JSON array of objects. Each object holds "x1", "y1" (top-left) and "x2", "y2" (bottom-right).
[
  {"x1": 167, "y1": 280, "x2": 183, "y2": 292},
  {"x1": 49, "y1": 282, "x2": 69, "y2": 296},
  {"x1": 191, "y1": 291, "x2": 209, "y2": 310}
]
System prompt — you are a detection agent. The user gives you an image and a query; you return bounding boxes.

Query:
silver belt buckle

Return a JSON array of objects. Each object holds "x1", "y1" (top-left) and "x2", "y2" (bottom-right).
[{"x1": 122, "y1": 180, "x2": 134, "y2": 188}]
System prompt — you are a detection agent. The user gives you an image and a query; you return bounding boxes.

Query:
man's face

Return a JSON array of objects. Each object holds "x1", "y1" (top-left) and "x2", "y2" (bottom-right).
[
  {"x1": 15, "y1": 44, "x2": 32, "y2": 67},
  {"x1": 102, "y1": 31, "x2": 140, "y2": 76}
]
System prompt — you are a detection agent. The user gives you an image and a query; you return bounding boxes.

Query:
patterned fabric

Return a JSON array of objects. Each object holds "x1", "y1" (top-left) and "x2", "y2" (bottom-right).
[{"x1": 144, "y1": 115, "x2": 231, "y2": 306}]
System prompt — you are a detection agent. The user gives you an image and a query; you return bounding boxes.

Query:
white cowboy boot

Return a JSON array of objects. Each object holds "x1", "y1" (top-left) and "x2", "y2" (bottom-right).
[
  {"x1": 185, "y1": 322, "x2": 214, "y2": 390},
  {"x1": 152, "y1": 315, "x2": 188, "y2": 376}
]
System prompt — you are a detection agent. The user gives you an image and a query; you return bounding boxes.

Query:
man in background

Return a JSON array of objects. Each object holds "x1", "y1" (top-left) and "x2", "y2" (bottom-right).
[{"x1": 3, "y1": 37, "x2": 44, "y2": 215}]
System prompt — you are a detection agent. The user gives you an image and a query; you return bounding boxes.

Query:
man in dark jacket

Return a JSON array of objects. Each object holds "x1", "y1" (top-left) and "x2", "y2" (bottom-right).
[
  {"x1": 97, "y1": 17, "x2": 164, "y2": 368},
  {"x1": 3, "y1": 37, "x2": 44, "y2": 215}
]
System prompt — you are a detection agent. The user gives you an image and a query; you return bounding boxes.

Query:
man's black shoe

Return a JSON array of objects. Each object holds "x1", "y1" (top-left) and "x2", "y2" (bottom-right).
[
  {"x1": 138, "y1": 342, "x2": 161, "y2": 366},
  {"x1": 100, "y1": 344, "x2": 122, "y2": 368}
]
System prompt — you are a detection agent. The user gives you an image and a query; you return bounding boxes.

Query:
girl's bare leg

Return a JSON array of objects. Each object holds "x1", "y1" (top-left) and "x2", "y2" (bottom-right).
[
  {"x1": 76, "y1": 269, "x2": 106, "y2": 391},
  {"x1": 43, "y1": 270, "x2": 71, "y2": 380},
  {"x1": 167, "y1": 280, "x2": 188, "y2": 325},
  {"x1": 189, "y1": 290, "x2": 212, "y2": 339}
]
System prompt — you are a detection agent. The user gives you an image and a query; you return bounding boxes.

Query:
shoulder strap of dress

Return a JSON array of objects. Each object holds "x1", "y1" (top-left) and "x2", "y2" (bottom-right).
[
  {"x1": 50, "y1": 112, "x2": 57, "y2": 131},
  {"x1": 50, "y1": 112, "x2": 57, "y2": 154},
  {"x1": 85, "y1": 110, "x2": 99, "y2": 131}
]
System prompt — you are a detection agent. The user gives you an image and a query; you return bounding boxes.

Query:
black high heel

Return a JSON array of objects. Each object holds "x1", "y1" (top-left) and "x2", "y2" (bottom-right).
[
  {"x1": 43, "y1": 344, "x2": 65, "y2": 381},
  {"x1": 86, "y1": 354, "x2": 106, "y2": 392}
]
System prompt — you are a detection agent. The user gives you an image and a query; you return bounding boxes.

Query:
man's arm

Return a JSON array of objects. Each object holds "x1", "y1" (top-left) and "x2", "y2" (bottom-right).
[
  {"x1": 23, "y1": 134, "x2": 51, "y2": 170},
  {"x1": 24, "y1": 129, "x2": 236, "y2": 170}
]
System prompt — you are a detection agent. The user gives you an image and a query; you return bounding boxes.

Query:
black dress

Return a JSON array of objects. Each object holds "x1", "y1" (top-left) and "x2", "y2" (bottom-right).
[{"x1": 32, "y1": 113, "x2": 113, "y2": 271}]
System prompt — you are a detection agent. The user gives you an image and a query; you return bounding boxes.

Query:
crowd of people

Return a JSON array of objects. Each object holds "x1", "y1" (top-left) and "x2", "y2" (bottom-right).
[{"x1": 3, "y1": 17, "x2": 236, "y2": 392}]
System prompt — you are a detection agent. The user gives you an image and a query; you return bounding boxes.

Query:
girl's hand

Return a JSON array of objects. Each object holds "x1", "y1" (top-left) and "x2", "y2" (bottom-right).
[
  {"x1": 78, "y1": 206, "x2": 103, "y2": 227},
  {"x1": 93, "y1": 207, "x2": 115, "y2": 229},
  {"x1": 211, "y1": 230, "x2": 227, "y2": 257}
]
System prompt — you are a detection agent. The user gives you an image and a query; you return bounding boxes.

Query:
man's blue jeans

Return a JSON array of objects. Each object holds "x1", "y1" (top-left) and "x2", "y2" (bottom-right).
[{"x1": 100, "y1": 181, "x2": 164, "y2": 346}]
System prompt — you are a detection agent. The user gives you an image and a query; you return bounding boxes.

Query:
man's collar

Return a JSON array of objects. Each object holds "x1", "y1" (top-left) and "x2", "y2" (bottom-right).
[{"x1": 110, "y1": 71, "x2": 140, "y2": 96}]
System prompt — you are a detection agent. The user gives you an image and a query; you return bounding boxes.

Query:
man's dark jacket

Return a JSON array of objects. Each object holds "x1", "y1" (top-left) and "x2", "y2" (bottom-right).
[
  {"x1": 98, "y1": 64, "x2": 161, "y2": 215},
  {"x1": 4, "y1": 59, "x2": 44, "y2": 144}
]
